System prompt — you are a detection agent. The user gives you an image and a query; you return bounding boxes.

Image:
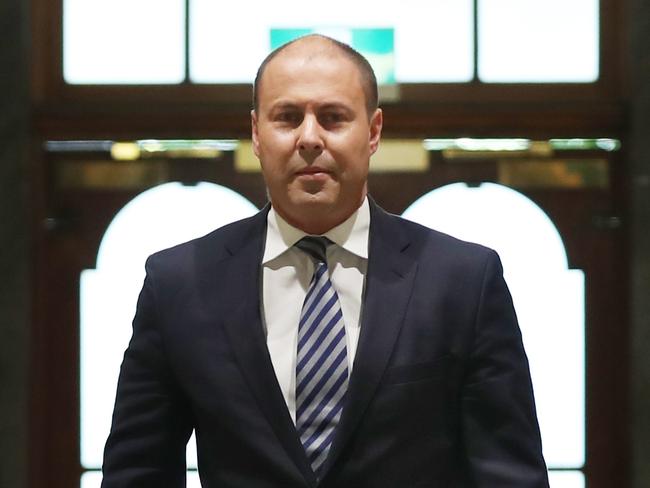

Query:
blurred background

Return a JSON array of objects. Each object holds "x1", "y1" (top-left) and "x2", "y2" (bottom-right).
[{"x1": 2, "y1": 0, "x2": 649, "y2": 487}]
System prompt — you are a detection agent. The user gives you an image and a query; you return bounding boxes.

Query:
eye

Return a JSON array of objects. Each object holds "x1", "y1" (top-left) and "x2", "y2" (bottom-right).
[
  {"x1": 319, "y1": 111, "x2": 346, "y2": 127},
  {"x1": 274, "y1": 110, "x2": 302, "y2": 125}
]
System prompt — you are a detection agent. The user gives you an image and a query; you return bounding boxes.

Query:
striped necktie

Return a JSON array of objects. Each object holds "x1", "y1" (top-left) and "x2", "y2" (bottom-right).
[{"x1": 294, "y1": 236, "x2": 349, "y2": 476}]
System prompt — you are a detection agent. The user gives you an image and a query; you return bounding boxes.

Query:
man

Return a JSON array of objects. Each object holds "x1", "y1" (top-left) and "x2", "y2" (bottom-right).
[{"x1": 102, "y1": 35, "x2": 549, "y2": 487}]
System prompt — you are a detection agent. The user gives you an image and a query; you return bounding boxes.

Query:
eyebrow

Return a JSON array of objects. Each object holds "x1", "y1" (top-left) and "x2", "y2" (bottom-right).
[
  {"x1": 270, "y1": 102, "x2": 301, "y2": 112},
  {"x1": 319, "y1": 102, "x2": 352, "y2": 112},
  {"x1": 269, "y1": 101, "x2": 354, "y2": 115}
]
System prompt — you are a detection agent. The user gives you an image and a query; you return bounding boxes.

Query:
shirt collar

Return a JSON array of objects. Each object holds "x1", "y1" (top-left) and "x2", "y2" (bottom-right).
[{"x1": 262, "y1": 197, "x2": 370, "y2": 264}]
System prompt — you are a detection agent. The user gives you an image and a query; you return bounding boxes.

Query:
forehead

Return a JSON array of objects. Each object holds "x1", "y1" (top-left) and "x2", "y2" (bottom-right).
[{"x1": 257, "y1": 42, "x2": 364, "y2": 108}]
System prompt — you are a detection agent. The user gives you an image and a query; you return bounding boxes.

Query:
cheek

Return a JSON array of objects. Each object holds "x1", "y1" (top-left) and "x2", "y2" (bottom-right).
[
  {"x1": 260, "y1": 130, "x2": 296, "y2": 153},
  {"x1": 330, "y1": 145, "x2": 370, "y2": 177},
  {"x1": 330, "y1": 129, "x2": 371, "y2": 157}
]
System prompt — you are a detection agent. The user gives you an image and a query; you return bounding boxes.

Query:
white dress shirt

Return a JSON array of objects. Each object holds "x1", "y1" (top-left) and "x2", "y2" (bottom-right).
[{"x1": 261, "y1": 198, "x2": 370, "y2": 422}]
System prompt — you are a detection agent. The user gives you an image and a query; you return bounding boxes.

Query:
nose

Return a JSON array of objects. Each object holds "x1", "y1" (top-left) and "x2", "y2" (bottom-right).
[{"x1": 297, "y1": 114, "x2": 323, "y2": 157}]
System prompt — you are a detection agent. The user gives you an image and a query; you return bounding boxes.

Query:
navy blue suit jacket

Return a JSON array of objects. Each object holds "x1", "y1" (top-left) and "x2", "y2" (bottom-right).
[{"x1": 102, "y1": 199, "x2": 549, "y2": 487}]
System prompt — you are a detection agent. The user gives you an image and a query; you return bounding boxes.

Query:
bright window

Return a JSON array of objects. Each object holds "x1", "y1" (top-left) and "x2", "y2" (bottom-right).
[
  {"x1": 63, "y1": 0, "x2": 186, "y2": 84},
  {"x1": 478, "y1": 0, "x2": 599, "y2": 82},
  {"x1": 190, "y1": 0, "x2": 473, "y2": 83},
  {"x1": 63, "y1": 1, "x2": 600, "y2": 85}
]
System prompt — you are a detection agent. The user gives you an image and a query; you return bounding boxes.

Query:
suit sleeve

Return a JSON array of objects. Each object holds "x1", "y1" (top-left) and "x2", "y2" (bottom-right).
[
  {"x1": 461, "y1": 250, "x2": 550, "y2": 487},
  {"x1": 102, "y1": 258, "x2": 193, "y2": 487}
]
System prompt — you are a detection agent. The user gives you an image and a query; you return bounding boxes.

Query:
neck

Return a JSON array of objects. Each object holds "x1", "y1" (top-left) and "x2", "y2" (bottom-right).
[
  {"x1": 277, "y1": 209, "x2": 349, "y2": 235},
  {"x1": 274, "y1": 197, "x2": 365, "y2": 235}
]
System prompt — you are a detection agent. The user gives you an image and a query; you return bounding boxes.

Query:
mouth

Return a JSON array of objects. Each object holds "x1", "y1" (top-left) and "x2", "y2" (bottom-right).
[
  {"x1": 296, "y1": 165, "x2": 329, "y2": 174},
  {"x1": 295, "y1": 166, "x2": 331, "y2": 178}
]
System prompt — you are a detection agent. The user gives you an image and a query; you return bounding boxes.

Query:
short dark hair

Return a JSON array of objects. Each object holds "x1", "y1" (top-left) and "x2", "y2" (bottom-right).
[{"x1": 252, "y1": 34, "x2": 378, "y2": 116}]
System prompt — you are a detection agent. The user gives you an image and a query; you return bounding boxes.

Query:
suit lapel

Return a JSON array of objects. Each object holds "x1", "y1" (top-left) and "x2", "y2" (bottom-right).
[
  {"x1": 321, "y1": 201, "x2": 418, "y2": 478},
  {"x1": 215, "y1": 208, "x2": 317, "y2": 487},
  {"x1": 211, "y1": 201, "x2": 416, "y2": 485}
]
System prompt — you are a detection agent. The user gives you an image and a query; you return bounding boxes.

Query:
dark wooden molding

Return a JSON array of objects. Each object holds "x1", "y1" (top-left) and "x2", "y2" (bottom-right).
[{"x1": 32, "y1": 100, "x2": 627, "y2": 140}]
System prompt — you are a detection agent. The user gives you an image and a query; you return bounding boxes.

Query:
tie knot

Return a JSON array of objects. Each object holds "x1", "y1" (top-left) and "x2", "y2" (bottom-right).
[{"x1": 295, "y1": 236, "x2": 330, "y2": 263}]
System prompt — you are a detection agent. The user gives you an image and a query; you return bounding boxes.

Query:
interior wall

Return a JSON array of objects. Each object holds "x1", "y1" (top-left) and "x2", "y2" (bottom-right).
[
  {"x1": 0, "y1": 0, "x2": 30, "y2": 486},
  {"x1": 628, "y1": 0, "x2": 650, "y2": 486}
]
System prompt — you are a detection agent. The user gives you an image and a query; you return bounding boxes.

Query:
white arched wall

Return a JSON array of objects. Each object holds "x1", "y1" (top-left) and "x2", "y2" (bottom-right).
[
  {"x1": 80, "y1": 182, "x2": 258, "y2": 487},
  {"x1": 403, "y1": 183, "x2": 585, "y2": 488}
]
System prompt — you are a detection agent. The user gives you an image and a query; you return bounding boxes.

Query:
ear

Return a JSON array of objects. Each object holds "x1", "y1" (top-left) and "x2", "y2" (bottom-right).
[
  {"x1": 368, "y1": 108, "x2": 383, "y2": 155},
  {"x1": 251, "y1": 109, "x2": 261, "y2": 157}
]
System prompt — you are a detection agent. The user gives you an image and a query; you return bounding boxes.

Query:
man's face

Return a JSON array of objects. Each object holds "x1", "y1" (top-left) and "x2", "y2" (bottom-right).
[{"x1": 252, "y1": 41, "x2": 382, "y2": 234}]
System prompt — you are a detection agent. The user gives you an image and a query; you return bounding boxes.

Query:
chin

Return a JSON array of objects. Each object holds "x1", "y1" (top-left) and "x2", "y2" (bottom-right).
[{"x1": 290, "y1": 185, "x2": 336, "y2": 204}]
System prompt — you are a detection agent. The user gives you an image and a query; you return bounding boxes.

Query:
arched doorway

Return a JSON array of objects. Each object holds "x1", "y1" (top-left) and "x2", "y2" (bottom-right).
[
  {"x1": 403, "y1": 182, "x2": 585, "y2": 486},
  {"x1": 79, "y1": 182, "x2": 258, "y2": 486}
]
